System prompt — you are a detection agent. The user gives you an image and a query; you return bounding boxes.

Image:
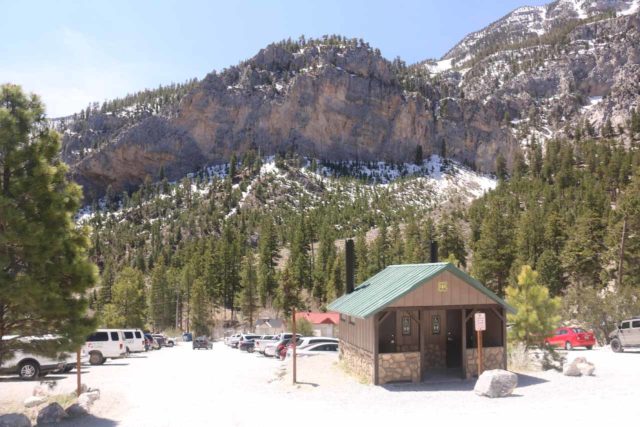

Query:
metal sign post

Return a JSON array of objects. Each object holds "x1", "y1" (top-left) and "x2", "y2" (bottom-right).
[
  {"x1": 474, "y1": 312, "x2": 486, "y2": 376},
  {"x1": 292, "y1": 307, "x2": 297, "y2": 384},
  {"x1": 76, "y1": 348, "x2": 82, "y2": 396}
]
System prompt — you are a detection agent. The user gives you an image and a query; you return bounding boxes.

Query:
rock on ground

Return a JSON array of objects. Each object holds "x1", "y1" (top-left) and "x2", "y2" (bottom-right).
[
  {"x1": 23, "y1": 395, "x2": 47, "y2": 408},
  {"x1": 36, "y1": 402, "x2": 67, "y2": 425},
  {"x1": 65, "y1": 403, "x2": 89, "y2": 418},
  {"x1": 0, "y1": 413, "x2": 31, "y2": 427},
  {"x1": 474, "y1": 369, "x2": 518, "y2": 398},
  {"x1": 563, "y1": 357, "x2": 595, "y2": 377}
]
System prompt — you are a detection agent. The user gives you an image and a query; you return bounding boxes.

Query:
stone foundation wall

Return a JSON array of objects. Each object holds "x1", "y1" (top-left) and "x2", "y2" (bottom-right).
[
  {"x1": 423, "y1": 343, "x2": 446, "y2": 369},
  {"x1": 340, "y1": 341, "x2": 374, "y2": 383},
  {"x1": 378, "y1": 352, "x2": 421, "y2": 384},
  {"x1": 465, "y1": 346, "x2": 505, "y2": 378}
]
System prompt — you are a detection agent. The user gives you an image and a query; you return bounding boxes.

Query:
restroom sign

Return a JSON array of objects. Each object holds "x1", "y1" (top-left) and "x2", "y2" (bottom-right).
[
  {"x1": 438, "y1": 281, "x2": 448, "y2": 292},
  {"x1": 474, "y1": 312, "x2": 486, "y2": 331}
]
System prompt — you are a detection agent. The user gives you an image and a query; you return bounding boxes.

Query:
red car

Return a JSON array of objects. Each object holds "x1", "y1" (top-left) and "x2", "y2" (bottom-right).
[{"x1": 545, "y1": 327, "x2": 596, "y2": 350}]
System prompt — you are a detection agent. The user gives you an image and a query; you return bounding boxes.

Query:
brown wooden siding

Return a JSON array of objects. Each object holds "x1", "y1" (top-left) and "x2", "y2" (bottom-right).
[
  {"x1": 339, "y1": 316, "x2": 374, "y2": 353},
  {"x1": 389, "y1": 271, "x2": 494, "y2": 308}
]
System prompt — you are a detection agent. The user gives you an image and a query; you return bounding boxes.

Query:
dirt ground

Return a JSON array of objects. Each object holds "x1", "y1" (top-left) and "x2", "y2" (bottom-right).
[{"x1": 1, "y1": 343, "x2": 638, "y2": 426}]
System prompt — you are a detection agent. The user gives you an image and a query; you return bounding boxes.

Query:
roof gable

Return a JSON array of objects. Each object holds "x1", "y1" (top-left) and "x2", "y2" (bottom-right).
[{"x1": 328, "y1": 263, "x2": 515, "y2": 318}]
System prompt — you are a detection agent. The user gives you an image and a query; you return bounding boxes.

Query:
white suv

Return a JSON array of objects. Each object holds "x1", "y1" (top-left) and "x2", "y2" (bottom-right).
[
  {"x1": 0, "y1": 335, "x2": 79, "y2": 380},
  {"x1": 83, "y1": 329, "x2": 126, "y2": 365},
  {"x1": 122, "y1": 329, "x2": 146, "y2": 353}
]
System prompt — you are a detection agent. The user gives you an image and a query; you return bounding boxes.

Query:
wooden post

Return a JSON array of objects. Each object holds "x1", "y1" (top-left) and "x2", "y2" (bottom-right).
[
  {"x1": 373, "y1": 313, "x2": 379, "y2": 385},
  {"x1": 292, "y1": 307, "x2": 297, "y2": 385},
  {"x1": 477, "y1": 330, "x2": 483, "y2": 376},
  {"x1": 419, "y1": 310, "x2": 425, "y2": 382},
  {"x1": 76, "y1": 348, "x2": 82, "y2": 396},
  {"x1": 461, "y1": 309, "x2": 467, "y2": 379}
]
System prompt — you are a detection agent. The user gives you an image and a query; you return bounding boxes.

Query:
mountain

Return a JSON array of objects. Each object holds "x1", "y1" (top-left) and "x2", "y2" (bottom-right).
[{"x1": 56, "y1": 0, "x2": 640, "y2": 199}]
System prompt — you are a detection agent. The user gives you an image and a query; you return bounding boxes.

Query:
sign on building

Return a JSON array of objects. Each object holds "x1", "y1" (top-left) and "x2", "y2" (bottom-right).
[{"x1": 474, "y1": 312, "x2": 486, "y2": 331}]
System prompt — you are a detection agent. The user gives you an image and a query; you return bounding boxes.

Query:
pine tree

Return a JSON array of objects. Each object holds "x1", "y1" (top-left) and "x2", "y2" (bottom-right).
[
  {"x1": 257, "y1": 217, "x2": 279, "y2": 306},
  {"x1": 372, "y1": 221, "x2": 390, "y2": 273},
  {"x1": 437, "y1": 216, "x2": 467, "y2": 267},
  {"x1": 390, "y1": 222, "x2": 404, "y2": 264},
  {"x1": 240, "y1": 252, "x2": 259, "y2": 329},
  {"x1": 190, "y1": 278, "x2": 211, "y2": 336},
  {"x1": 148, "y1": 259, "x2": 175, "y2": 331},
  {"x1": 102, "y1": 267, "x2": 146, "y2": 328},
  {"x1": 313, "y1": 221, "x2": 336, "y2": 303},
  {"x1": 472, "y1": 198, "x2": 515, "y2": 296},
  {"x1": 290, "y1": 217, "x2": 312, "y2": 292},
  {"x1": 327, "y1": 251, "x2": 345, "y2": 301},
  {"x1": 355, "y1": 230, "x2": 370, "y2": 283},
  {"x1": 0, "y1": 84, "x2": 97, "y2": 363},
  {"x1": 506, "y1": 265, "x2": 561, "y2": 349},
  {"x1": 560, "y1": 210, "x2": 605, "y2": 287}
]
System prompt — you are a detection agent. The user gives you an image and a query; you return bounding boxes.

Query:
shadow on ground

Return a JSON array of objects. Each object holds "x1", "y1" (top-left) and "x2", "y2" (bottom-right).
[
  {"x1": 59, "y1": 415, "x2": 118, "y2": 426},
  {"x1": 380, "y1": 372, "x2": 548, "y2": 392}
]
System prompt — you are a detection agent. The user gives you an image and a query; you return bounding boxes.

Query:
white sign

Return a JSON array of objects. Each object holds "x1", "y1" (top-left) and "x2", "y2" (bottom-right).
[{"x1": 474, "y1": 312, "x2": 486, "y2": 331}]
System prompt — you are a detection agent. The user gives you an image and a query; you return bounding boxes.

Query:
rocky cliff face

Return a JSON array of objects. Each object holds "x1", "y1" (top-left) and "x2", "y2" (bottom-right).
[{"x1": 59, "y1": 0, "x2": 640, "y2": 198}]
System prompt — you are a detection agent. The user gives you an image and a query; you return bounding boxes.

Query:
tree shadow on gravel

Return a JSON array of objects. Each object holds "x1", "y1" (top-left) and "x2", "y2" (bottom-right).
[{"x1": 59, "y1": 415, "x2": 118, "y2": 426}]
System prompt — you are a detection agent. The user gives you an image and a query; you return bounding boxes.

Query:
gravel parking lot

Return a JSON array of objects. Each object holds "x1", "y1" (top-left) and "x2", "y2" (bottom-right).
[{"x1": 1, "y1": 343, "x2": 638, "y2": 426}]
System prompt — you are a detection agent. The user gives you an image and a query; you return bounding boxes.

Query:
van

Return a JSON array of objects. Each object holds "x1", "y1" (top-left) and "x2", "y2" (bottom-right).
[
  {"x1": 83, "y1": 329, "x2": 126, "y2": 365},
  {"x1": 122, "y1": 329, "x2": 146, "y2": 353}
]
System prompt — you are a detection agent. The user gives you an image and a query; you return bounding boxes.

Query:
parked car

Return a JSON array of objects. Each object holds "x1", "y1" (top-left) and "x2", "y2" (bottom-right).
[
  {"x1": 237, "y1": 334, "x2": 261, "y2": 351},
  {"x1": 182, "y1": 332, "x2": 193, "y2": 342},
  {"x1": 609, "y1": 317, "x2": 640, "y2": 352},
  {"x1": 192, "y1": 336, "x2": 212, "y2": 350},
  {"x1": 292, "y1": 336, "x2": 338, "y2": 350},
  {"x1": 0, "y1": 335, "x2": 81, "y2": 380},
  {"x1": 82, "y1": 329, "x2": 126, "y2": 365},
  {"x1": 122, "y1": 329, "x2": 146, "y2": 353},
  {"x1": 545, "y1": 326, "x2": 596, "y2": 350},
  {"x1": 225, "y1": 333, "x2": 242, "y2": 348},
  {"x1": 151, "y1": 334, "x2": 167, "y2": 347},
  {"x1": 144, "y1": 333, "x2": 160, "y2": 350},
  {"x1": 254, "y1": 335, "x2": 278, "y2": 354},
  {"x1": 285, "y1": 342, "x2": 339, "y2": 358}
]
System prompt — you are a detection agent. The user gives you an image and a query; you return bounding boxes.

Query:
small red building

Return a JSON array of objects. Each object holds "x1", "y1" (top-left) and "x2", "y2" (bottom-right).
[{"x1": 295, "y1": 312, "x2": 340, "y2": 337}]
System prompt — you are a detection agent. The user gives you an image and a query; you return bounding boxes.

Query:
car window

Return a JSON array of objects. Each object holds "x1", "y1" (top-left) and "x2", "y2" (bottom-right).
[
  {"x1": 134, "y1": 331, "x2": 142, "y2": 339},
  {"x1": 621, "y1": 322, "x2": 630, "y2": 329},
  {"x1": 572, "y1": 328, "x2": 586, "y2": 334},
  {"x1": 124, "y1": 331, "x2": 133, "y2": 339},
  {"x1": 87, "y1": 332, "x2": 109, "y2": 342},
  {"x1": 632, "y1": 320, "x2": 640, "y2": 328},
  {"x1": 110, "y1": 331, "x2": 119, "y2": 341}
]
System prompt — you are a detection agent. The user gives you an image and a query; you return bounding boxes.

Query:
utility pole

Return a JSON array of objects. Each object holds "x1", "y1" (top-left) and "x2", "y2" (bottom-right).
[
  {"x1": 292, "y1": 307, "x2": 297, "y2": 385},
  {"x1": 618, "y1": 216, "x2": 627, "y2": 287},
  {"x1": 76, "y1": 348, "x2": 82, "y2": 396}
]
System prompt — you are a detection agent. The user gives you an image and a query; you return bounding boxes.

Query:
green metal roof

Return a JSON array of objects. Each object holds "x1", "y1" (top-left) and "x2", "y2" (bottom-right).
[{"x1": 328, "y1": 262, "x2": 515, "y2": 318}]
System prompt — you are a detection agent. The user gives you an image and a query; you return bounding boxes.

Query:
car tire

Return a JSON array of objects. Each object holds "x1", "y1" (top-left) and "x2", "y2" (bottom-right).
[
  {"x1": 248, "y1": 347, "x2": 254, "y2": 353},
  {"x1": 586, "y1": 345, "x2": 593, "y2": 350},
  {"x1": 168, "y1": 342, "x2": 174, "y2": 347},
  {"x1": 19, "y1": 360, "x2": 40, "y2": 380},
  {"x1": 63, "y1": 365, "x2": 74, "y2": 373},
  {"x1": 564, "y1": 341, "x2": 573, "y2": 350},
  {"x1": 125, "y1": 347, "x2": 131, "y2": 357},
  {"x1": 610, "y1": 338, "x2": 623, "y2": 353},
  {"x1": 89, "y1": 351, "x2": 104, "y2": 365}
]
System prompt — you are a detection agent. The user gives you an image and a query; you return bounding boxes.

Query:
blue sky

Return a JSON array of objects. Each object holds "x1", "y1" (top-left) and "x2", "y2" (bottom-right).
[{"x1": 0, "y1": 0, "x2": 547, "y2": 117}]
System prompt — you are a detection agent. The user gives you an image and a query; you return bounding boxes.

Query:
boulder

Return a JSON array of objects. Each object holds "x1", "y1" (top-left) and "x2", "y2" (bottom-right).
[
  {"x1": 36, "y1": 402, "x2": 67, "y2": 425},
  {"x1": 474, "y1": 369, "x2": 518, "y2": 398},
  {"x1": 562, "y1": 361, "x2": 582, "y2": 376},
  {"x1": 563, "y1": 357, "x2": 595, "y2": 377},
  {"x1": 0, "y1": 413, "x2": 31, "y2": 427},
  {"x1": 577, "y1": 362, "x2": 595, "y2": 376},
  {"x1": 66, "y1": 403, "x2": 89, "y2": 418},
  {"x1": 24, "y1": 395, "x2": 47, "y2": 408}
]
